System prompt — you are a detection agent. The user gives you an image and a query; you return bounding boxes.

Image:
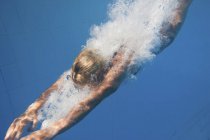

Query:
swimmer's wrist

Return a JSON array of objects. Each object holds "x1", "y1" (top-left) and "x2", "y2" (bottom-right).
[
  {"x1": 45, "y1": 127, "x2": 60, "y2": 138},
  {"x1": 47, "y1": 118, "x2": 70, "y2": 137}
]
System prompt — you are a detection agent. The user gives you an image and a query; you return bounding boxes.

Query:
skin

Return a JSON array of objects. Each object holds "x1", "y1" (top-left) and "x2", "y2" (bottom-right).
[{"x1": 5, "y1": 0, "x2": 192, "y2": 139}]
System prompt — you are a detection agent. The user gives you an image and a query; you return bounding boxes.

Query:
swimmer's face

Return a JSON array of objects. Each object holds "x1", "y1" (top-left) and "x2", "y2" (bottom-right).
[{"x1": 71, "y1": 49, "x2": 105, "y2": 86}]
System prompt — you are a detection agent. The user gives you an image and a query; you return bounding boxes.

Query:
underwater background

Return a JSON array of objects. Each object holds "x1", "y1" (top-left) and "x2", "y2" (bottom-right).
[{"x1": 0, "y1": 0, "x2": 210, "y2": 139}]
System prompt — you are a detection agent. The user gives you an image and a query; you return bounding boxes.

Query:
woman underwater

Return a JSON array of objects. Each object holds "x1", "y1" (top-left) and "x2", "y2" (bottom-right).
[{"x1": 5, "y1": 0, "x2": 192, "y2": 139}]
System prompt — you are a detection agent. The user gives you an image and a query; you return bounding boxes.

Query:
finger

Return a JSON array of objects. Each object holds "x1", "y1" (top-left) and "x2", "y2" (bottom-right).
[
  {"x1": 5, "y1": 119, "x2": 18, "y2": 140},
  {"x1": 5, "y1": 127, "x2": 15, "y2": 140},
  {"x1": 14, "y1": 118, "x2": 32, "y2": 140},
  {"x1": 10, "y1": 117, "x2": 31, "y2": 140},
  {"x1": 5, "y1": 129, "x2": 17, "y2": 140},
  {"x1": 32, "y1": 117, "x2": 38, "y2": 130},
  {"x1": 14, "y1": 125, "x2": 24, "y2": 140},
  {"x1": 11, "y1": 122, "x2": 24, "y2": 140},
  {"x1": 28, "y1": 117, "x2": 38, "y2": 132}
]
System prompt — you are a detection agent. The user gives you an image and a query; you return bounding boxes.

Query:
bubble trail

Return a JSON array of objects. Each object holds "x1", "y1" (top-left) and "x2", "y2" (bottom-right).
[{"x1": 38, "y1": 0, "x2": 183, "y2": 129}]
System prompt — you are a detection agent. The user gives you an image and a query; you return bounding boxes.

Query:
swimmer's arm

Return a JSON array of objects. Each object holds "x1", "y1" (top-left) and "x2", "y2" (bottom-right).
[
  {"x1": 29, "y1": 75, "x2": 64, "y2": 111},
  {"x1": 158, "y1": 0, "x2": 192, "y2": 52},
  {"x1": 41, "y1": 52, "x2": 132, "y2": 139},
  {"x1": 5, "y1": 75, "x2": 65, "y2": 140},
  {"x1": 22, "y1": 75, "x2": 64, "y2": 115}
]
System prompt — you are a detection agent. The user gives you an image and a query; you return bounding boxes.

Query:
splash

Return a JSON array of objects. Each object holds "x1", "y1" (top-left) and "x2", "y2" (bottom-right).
[
  {"x1": 38, "y1": 71, "x2": 90, "y2": 129},
  {"x1": 86, "y1": 0, "x2": 179, "y2": 67},
  {"x1": 38, "y1": 0, "x2": 181, "y2": 128}
]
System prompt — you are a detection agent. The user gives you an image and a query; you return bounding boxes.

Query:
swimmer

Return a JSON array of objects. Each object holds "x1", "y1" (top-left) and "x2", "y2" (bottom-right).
[{"x1": 5, "y1": 0, "x2": 192, "y2": 139}]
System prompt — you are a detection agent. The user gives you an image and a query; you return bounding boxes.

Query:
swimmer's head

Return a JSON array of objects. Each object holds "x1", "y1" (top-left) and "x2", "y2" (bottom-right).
[{"x1": 71, "y1": 49, "x2": 106, "y2": 86}]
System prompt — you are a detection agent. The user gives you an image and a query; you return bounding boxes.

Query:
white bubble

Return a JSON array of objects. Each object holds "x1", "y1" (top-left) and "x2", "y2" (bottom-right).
[
  {"x1": 38, "y1": 71, "x2": 90, "y2": 129},
  {"x1": 38, "y1": 0, "x2": 180, "y2": 128}
]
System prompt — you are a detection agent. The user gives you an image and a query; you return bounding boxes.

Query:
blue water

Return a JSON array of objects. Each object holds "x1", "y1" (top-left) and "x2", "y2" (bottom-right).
[{"x1": 0, "y1": 0, "x2": 210, "y2": 140}]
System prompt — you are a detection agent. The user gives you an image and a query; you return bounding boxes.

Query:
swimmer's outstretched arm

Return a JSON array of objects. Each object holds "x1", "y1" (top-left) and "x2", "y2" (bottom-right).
[
  {"x1": 21, "y1": 50, "x2": 133, "y2": 140},
  {"x1": 4, "y1": 76, "x2": 65, "y2": 140},
  {"x1": 157, "y1": 0, "x2": 192, "y2": 53}
]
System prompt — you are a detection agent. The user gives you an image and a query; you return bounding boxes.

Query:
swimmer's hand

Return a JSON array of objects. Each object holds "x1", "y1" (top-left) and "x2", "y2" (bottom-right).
[
  {"x1": 5, "y1": 76, "x2": 62, "y2": 140},
  {"x1": 4, "y1": 109, "x2": 38, "y2": 140}
]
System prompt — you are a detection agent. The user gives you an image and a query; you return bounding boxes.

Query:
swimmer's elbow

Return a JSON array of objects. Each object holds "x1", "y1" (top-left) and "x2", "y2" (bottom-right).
[{"x1": 101, "y1": 82, "x2": 119, "y2": 98}]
